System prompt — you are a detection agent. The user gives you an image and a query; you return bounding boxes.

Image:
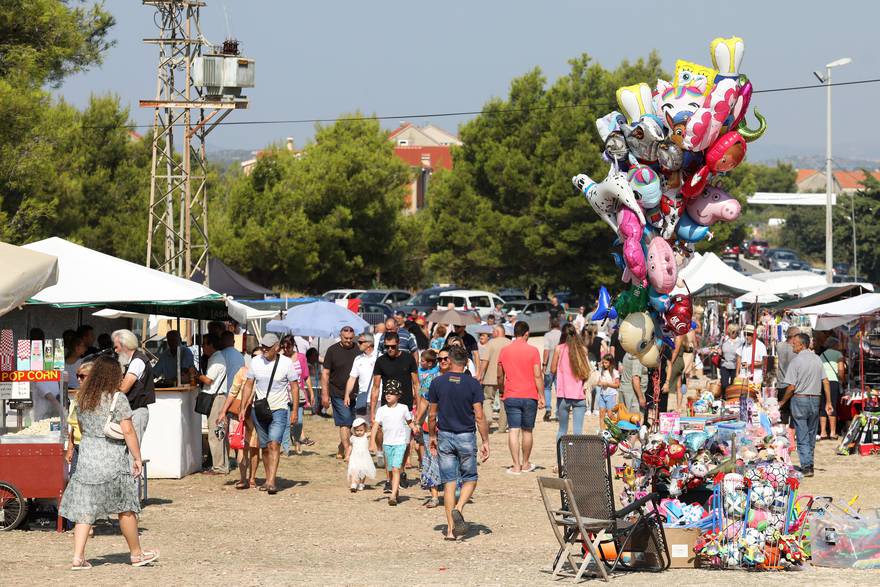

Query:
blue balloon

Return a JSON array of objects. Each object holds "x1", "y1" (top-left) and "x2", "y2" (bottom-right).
[
  {"x1": 648, "y1": 286, "x2": 669, "y2": 313},
  {"x1": 593, "y1": 285, "x2": 618, "y2": 322},
  {"x1": 611, "y1": 252, "x2": 625, "y2": 271},
  {"x1": 676, "y1": 212, "x2": 710, "y2": 243}
]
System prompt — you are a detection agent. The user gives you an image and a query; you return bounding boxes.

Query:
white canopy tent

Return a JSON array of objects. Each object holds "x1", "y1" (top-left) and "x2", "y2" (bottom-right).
[
  {"x1": 0, "y1": 242, "x2": 59, "y2": 318},
  {"x1": 794, "y1": 293, "x2": 880, "y2": 330},
  {"x1": 672, "y1": 252, "x2": 764, "y2": 296},
  {"x1": 746, "y1": 270, "x2": 828, "y2": 296}
]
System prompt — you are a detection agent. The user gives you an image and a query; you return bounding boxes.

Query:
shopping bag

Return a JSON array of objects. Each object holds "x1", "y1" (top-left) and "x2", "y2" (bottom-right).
[{"x1": 229, "y1": 419, "x2": 246, "y2": 450}]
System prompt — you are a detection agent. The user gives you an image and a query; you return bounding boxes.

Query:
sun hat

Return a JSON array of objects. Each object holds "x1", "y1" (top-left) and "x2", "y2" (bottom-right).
[
  {"x1": 351, "y1": 417, "x2": 367, "y2": 429},
  {"x1": 743, "y1": 324, "x2": 755, "y2": 335}
]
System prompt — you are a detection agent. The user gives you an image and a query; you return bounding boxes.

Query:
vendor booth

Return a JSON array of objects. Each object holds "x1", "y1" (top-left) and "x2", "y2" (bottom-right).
[{"x1": 4, "y1": 238, "x2": 237, "y2": 481}]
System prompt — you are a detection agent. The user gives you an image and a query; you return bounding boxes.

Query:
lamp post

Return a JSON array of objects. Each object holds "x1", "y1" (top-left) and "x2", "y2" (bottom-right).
[{"x1": 814, "y1": 57, "x2": 852, "y2": 284}]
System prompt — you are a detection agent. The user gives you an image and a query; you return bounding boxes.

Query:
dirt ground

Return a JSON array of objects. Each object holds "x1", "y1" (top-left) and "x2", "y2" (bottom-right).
[{"x1": 3, "y1": 401, "x2": 880, "y2": 586}]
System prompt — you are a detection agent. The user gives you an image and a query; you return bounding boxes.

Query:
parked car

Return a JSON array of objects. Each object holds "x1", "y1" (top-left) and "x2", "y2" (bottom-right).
[
  {"x1": 502, "y1": 300, "x2": 551, "y2": 334},
  {"x1": 322, "y1": 289, "x2": 365, "y2": 301},
  {"x1": 358, "y1": 302, "x2": 394, "y2": 325},
  {"x1": 437, "y1": 290, "x2": 506, "y2": 319},
  {"x1": 786, "y1": 259, "x2": 812, "y2": 271},
  {"x1": 496, "y1": 288, "x2": 527, "y2": 302},
  {"x1": 834, "y1": 262, "x2": 850, "y2": 276},
  {"x1": 398, "y1": 285, "x2": 460, "y2": 315},
  {"x1": 721, "y1": 257, "x2": 744, "y2": 272},
  {"x1": 357, "y1": 289, "x2": 412, "y2": 308},
  {"x1": 722, "y1": 244, "x2": 741, "y2": 257},
  {"x1": 766, "y1": 250, "x2": 802, "y2": 271},
  {"x1": 747, "y1": 240, "x2": 769, "y2": 258},
  {"x1": 553, "y1": 290, "x2": 585, "y2": 309}
]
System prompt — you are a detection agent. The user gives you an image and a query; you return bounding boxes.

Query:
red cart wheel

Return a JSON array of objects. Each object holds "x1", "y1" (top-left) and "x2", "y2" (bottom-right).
[{"x1": 0, "y1": 481, "x2": 28, "y2": 530}]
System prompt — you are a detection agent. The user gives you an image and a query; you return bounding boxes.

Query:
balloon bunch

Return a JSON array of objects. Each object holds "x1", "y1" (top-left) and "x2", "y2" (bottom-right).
[{"x1": 578, "y1": 36, "x2": 765, "y2": 368}]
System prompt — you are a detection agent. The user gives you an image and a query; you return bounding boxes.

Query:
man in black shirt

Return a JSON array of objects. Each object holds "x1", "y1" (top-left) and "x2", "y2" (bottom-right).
[
  {"x1": 548, "y1": 296, "x2": 566, "y2": 323},
  {"x1": 452, "y1": 324, "x2": 479, "y2": 367},
  {"x1": 321, "y1": 326, "x2": 361, "y2": 460}
]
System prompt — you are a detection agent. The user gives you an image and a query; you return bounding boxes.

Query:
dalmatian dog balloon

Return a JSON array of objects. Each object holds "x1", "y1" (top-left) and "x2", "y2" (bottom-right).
[{"x1": 573, "y1": 168, "x2": 646, "y2": 233}]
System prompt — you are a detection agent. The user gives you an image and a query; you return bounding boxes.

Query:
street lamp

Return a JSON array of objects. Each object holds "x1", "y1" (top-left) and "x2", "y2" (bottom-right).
[{"x1": 813, "y1": 57, "x2": 852, "y2": 284}]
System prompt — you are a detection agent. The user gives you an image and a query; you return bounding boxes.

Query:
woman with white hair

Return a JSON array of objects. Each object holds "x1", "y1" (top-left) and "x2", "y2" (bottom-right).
[{"x1": 112, "y1": 330, "x2": 155, "y2": 443}]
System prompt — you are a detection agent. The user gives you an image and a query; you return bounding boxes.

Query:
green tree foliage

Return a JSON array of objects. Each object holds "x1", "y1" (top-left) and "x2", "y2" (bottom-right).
[
  {"x1": 211, "y1": 116, "x2": 413, "y2": 291},
  {"x1": 424, "y1": 53, "x2": 667, "y2": 296}
]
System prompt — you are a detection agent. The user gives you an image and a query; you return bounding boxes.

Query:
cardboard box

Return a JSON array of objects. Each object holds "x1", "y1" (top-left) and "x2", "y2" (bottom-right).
[{"x1": 664, "y1": 527, "x2": 700, "y2": 568}]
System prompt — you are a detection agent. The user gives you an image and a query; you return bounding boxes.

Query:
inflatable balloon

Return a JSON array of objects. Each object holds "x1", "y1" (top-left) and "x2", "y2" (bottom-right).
[
  {"x1": 627, "y1": 165, "x2": 662, "y2": 209},
  {"x1": 682, "y1": 77, "x2": 739, "y2": 152},
  {"x1": 738, "y1": 108, "x2": 767, "y2": 142},
  {"x1": 638, "y1": 340, "x2": 663, "y2": 368},
  {"x1": 619, "y1": 312, "x2": 655, "y2": 356},
  {"x1": 593, "y1": 285, "x2": 617, "y2": 322},
  {"x1": 645, "y1": 191, "x2": 683, "y2": 240},
  {"x1": 595, "y1": 110, "x2": 630, "y2": 163},
  {"x1": 647, "y1": 286, "x2": 669, "y2": 313},
  {"x1": 686, "y1": 186, "x2": 741, "y2": 225},
  {"x1": 664, "y1": 293, "x2": 694, "y2": 336},
  {"x1": 613, "y1": 284, "x2": 649, "y2": 317},
  {"x1": 655, "y1": 81, "x2": 704, "y2": 132},
  {"x1": 573, "y1": 168, "x2": 645, "y2": 233},
  {"x1": 709, "y1": 36, "x2": 745, "y2": 82},
  {"x1": 675, "y1": 212, "x2": 711, "y2": 243},
  {"x1": 673, "y1": 60, "x2": 718, "y2": 96},
  {"x1": 647, "y1": 236, "x2": 677, "y2": 293},
  {"x1": 616, "y1": 83, "x2": 655, "y2": 123},
  {"x1": 704, "y1": 131, "x2": 747, "y2": 173},
  {"x1": 617, "y1": 207, "x2": 647, "y2": 283}
]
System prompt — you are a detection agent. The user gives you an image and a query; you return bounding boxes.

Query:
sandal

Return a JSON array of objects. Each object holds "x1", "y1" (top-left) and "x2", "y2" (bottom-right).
[
  {"x1": 71, "y1": 559, "x2": 92, "y2": 571},
  {"x1": 130, "y1": 550, "x2": 159, "y2": 567},
  {"x1": 426, "y1": 497, "x2": 440, "y2": 509},
  {"x1": 258, "y1": 485, "x2": 268, "y2": 491},
  {"x1": 234, "y1": 481, "x2": 250, "y2": 490},
  {"x1": 302, "y1": 438, "x2": 316, "y2": 446},
  {"x1": 266, "y1": 486, "x2": 278, "y2": 495}
]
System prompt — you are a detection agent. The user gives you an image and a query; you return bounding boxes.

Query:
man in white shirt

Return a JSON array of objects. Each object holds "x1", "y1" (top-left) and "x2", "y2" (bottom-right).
[
  {"x1": 195, "y1": 334, "x2": 228, "y2": 474},
  {"x1": 154, "y1": 330, "x2": 195, "y2": 383},
  {"x1": 345, "y1": 333, "x2": 378, "y2": 422},
  {"x1": 737, "y1": 324, "x2": 768, "y2": 384},
  {"x1": 542, "y1": 317, "x2": 562, "y2": 422},
  {"x1": 240, "y1": 333, "x2": 300, "y2": 494}
]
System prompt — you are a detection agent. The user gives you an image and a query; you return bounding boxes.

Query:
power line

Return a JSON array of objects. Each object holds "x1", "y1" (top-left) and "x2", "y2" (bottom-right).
[{"x1": 90, "y1": 77, "x2": 880, "y2": 131}]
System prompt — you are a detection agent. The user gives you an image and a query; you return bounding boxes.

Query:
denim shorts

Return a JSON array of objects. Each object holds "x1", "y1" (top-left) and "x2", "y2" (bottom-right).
[
  {"x1": 437, "y1": 430, "x2": 478, "y2": 484},
  {"x1": 383, "y1": 443, "x2": 406, "y2": 470},
  {"x1": 596, "y1": 391, "x2": 619, "y2": 411},
  {"x1": 330, "y1": 396, "x2": 355, "y2": 427},
  {"x1": 503, "y1": 398, "x2": 538, "y2": 430},
  {"x1": 252, "y1": 406, "x2": 290, "y2": 448}
]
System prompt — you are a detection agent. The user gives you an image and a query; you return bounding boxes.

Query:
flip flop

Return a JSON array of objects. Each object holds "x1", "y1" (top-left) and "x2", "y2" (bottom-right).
[
  {"x1": 131, "y1": 550, "x2": 159, "y2": 567},
  {"x1": 523, "y1": 463, "x2": 537, "y2": 473},
  {"x1": 444, "y1": 536, "x2": 458, "y2": 542},
  {"x1": 258, "y1": 485, "x2": 268, "y2": 491},
  {"x1": 71, "y1": 559, "x2": 92, "y2": 571},
  {"x1": 451, "y1": 509, "x2": 469, "y2": 537},
  {"x1": 388, "y1": 497, "x2": 398, "y2": 506},
  {"x1": 505, "y1": 468, "x2": 522, "y2": 476},
  {"x1": 234, "y1": 481, "x2": 250, "y2": 490},
  {"x1": 267, "y1": 486, "x2": 278, "y2": 495}
]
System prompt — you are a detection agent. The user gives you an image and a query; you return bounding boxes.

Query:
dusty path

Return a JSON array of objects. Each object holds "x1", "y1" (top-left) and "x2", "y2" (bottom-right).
[{"x1": 3, "y1": 407, "x2": 880, "y2": 585}]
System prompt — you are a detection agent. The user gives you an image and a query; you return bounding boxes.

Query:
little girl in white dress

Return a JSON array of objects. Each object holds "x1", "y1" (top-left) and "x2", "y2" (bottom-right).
[{"x1": 347, "y1": 417, "x2": 376, "y2": 492}]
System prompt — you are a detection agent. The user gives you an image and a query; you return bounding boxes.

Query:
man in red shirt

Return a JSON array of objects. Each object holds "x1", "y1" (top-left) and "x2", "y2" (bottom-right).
[{"x1": 497, "y1": 321, "x2": 544, "y2": 474}]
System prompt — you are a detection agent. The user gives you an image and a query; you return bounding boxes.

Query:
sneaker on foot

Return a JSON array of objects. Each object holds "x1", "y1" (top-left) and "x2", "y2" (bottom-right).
[
  {"x1": 357, "y1": 483, "x2": 365, "y2": 491},
  {"x1": 383, "y1": 481, "x2": 392, "y2": 494},
  {"x1": 803, "y1": 466, "x2": 814, "y2": 477},
  {"x1": 542, "y1": 411, "x2": 551, "y2": 422},
  {"x1": 350, "y1": 483, "x2": 358, "y2": 493}
]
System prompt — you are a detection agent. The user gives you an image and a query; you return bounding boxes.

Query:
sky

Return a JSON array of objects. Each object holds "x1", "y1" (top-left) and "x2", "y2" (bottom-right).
[{"x1": 57, "y1": 0, "x2": 880, "y2": 164}]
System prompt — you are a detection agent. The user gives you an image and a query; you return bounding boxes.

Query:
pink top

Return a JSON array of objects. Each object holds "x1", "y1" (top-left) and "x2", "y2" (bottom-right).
[{"x1": 555, "y1": 344, "x2": 586, "y2": 401}]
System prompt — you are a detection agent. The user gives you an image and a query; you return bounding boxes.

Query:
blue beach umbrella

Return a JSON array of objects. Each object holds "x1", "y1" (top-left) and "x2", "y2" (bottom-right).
[{"x1": 266, "y1": 300, "x2": 369, "y2": 338}]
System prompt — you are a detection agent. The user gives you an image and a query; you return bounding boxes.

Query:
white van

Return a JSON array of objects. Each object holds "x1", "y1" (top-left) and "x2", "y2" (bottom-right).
[{"x1": 437, "y1": 290, "x2": 505, "y2": 319}]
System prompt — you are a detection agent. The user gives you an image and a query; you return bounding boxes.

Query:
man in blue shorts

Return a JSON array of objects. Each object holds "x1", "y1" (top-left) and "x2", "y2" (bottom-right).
[
  {"x1": 321, "y1": 326, "x2": 361, "y2": 460},
  {"x1": 428, "y1": 346, "x2": 490, "y2": 541}
]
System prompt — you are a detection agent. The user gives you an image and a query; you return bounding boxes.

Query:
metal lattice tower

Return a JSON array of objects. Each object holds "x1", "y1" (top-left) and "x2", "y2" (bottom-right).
[{"x1": 141, "y1": 0, "x2": 248, "y2": 280}]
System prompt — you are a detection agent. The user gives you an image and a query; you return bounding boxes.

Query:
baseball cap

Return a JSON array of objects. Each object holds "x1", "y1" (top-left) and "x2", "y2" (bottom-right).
[
  {"x1": 260, "y1": 332, "x2": 280, "y2": 347},
  {"x1": 743, "y1": 324, "x2": 755, "y2": 335},
  {"x1": 383, "y1": 379, "x2": 402, "y2": 395}
]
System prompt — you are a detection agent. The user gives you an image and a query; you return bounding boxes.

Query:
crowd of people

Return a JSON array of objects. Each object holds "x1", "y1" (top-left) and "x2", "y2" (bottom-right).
[{"x1": 41, "y1": 299, "x2": 852, "y2": 569}]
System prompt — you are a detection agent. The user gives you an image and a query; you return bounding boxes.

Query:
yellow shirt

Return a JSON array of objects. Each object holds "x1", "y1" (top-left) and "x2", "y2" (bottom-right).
[{"x1": 67, "y1": 399, "x2": 81, "y2": 444}]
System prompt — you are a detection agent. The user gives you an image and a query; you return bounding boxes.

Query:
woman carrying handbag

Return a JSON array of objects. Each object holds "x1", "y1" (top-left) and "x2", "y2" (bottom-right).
[{"x1": 59, "y1": 355, "x2": 158, "y2": 570}]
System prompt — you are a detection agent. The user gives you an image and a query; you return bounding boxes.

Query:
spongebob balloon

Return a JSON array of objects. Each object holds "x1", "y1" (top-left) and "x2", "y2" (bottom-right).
[{"x1": 673, "y1": 60, "x2": 718, "y2": 96}]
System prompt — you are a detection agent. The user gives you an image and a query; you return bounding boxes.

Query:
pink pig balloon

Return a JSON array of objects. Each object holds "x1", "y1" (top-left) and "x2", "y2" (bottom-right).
[
  {"x1": 617, "y1": 207, "x2": 647, "y2": 285},
  {"x1": 686, "y1": 186, "x2": 742, "y2": 226},
  {"x1": 647, "y1": 236, "x2": 677, "y2": 294}
]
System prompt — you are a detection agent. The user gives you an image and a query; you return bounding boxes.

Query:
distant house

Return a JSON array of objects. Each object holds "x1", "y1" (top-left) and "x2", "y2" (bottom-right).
[
  {"x1": 241, "y1": 137, "x2": 301, "y2": 176},
  {"x1": 796, "y1": 168, "x2": 880, "y2": 194},
  {"x1": 389, "y1": 123, "x2": 461, "y2": 213}
]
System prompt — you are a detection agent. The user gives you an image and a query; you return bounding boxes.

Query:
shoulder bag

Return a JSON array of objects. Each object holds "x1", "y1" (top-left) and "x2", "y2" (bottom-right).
[
  {"x1": 253, "y1": 356, "x2": 280, "y2": 426},
  {"x1": 195, "y1": 372, "x2": 226, "y2": 416},
  {"x1": 104, "y1": 392, "x2": 125, "y2": 440}
]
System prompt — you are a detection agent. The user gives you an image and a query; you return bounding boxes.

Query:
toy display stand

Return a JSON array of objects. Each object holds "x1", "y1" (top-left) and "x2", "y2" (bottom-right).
[{"x1": 0, "y1": 403, "x2": 66, "y2": 531}]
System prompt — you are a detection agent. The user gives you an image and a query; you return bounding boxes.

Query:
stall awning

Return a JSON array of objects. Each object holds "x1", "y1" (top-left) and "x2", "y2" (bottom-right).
[
  {"x1": 672, "y1": 253, "x2": 764, "y2": 297},
  {"x1": 794, "y1": 293, "x2": 880, "y2": 330},
  {"x1": 0, "y1": 241, "x2": 59, "y2": 318},
  {"x1": 22, "y1": 238, "x2": 228, "y2": 319}
]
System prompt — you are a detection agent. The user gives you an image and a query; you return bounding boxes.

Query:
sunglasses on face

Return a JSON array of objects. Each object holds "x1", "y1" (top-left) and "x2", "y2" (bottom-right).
[
  {"x1": 385, "y1": 344, "x2": 398, "y2": 350},
  {"x1": 439, "y1": 356, "x2": 450, "y2": 362},
  {"x1": 76, "y1": 373, "x2": 87, "y2": 381},
  {"x1": 357, "y1": 340, "x2": 368, "y2": 344}
]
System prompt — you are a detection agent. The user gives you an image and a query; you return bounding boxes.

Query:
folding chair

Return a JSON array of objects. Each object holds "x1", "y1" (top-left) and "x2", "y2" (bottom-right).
[
  {"x1": 556, "y1": 434, "x2": 670, "y2": 575},
  {"x1": 537, "y1": 476, "x2": 610, "y2": 582}
]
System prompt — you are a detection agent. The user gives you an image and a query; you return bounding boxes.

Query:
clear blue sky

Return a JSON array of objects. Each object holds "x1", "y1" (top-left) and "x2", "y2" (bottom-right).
[{"x1": 57, "y1": 0, "x2": 880, "y2": 163}]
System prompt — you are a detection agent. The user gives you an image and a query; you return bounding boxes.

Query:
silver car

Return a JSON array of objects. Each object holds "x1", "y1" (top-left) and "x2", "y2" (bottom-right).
[{"x1": 502, "y1": 300, "x2": 551, "y2": 335}]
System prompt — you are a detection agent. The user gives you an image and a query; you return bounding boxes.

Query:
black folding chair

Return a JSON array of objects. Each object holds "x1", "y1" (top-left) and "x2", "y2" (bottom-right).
[{"x1": 556, "y1": 434, "x2": 670, "y2": 575}]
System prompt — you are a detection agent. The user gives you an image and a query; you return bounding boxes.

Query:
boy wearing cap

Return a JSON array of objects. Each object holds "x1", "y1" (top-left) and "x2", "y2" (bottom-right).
[{"x1": 370, "y1": 380, "x2": 420, "y2": 506}]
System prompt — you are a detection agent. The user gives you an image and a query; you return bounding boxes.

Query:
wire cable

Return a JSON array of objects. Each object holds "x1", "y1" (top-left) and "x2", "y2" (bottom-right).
[{"x1": 88, "y1": 77, "x2": 880, "y2": 131}]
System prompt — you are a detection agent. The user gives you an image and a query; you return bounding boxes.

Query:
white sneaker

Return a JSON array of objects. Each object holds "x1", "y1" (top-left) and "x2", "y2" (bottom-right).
[
  {"x1": 350, "y1": 483, "x2": 358, "y2": 493},
  {"x1": 357, "y1": 483, "x2": 365, "y2": 491},
  {"x1": 593, "y1": 410, "x2": 600, "y2": 416}
]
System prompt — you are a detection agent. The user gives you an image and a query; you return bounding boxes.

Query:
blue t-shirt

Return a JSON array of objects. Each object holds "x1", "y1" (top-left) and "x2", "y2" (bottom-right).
[
  {"x1": 221, "y1": 346, "x2": 246, "y2": 393},
  {"x1": 418, "y1": 365, "x2": 440, "y2": 399},
  {"x1": 428, "y1": 371, "x2": 484, "y2": 434}
]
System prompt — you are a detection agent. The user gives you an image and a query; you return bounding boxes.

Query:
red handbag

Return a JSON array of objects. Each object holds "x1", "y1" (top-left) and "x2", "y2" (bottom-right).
[{"x1": 229, "y1": 419, "x2": 246, "y2": 450}]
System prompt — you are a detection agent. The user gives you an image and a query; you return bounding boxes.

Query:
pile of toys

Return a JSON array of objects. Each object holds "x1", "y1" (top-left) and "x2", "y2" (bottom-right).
[{"x1": 837, "y1": 389, "x2": 880, "y2": 456}]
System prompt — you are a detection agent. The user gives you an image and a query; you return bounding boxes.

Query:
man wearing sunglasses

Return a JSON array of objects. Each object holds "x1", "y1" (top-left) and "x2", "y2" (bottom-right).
[{"x1": 321, "y1": 326, "x2": 361, "y2": 460}]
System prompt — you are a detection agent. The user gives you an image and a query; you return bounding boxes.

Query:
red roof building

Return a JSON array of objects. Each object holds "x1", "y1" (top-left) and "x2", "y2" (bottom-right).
[
  {"x1": 796, "y1": 168, "x2": 880, "y2": 194},
  {"x1": 389, "y1": 123, "x2": 461, "y2": 212}
]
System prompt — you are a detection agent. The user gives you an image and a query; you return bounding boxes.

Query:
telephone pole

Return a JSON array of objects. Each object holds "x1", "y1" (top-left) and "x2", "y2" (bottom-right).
[{"x1": 141, "y1": 0, "x2": 252, "y2": 281}]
